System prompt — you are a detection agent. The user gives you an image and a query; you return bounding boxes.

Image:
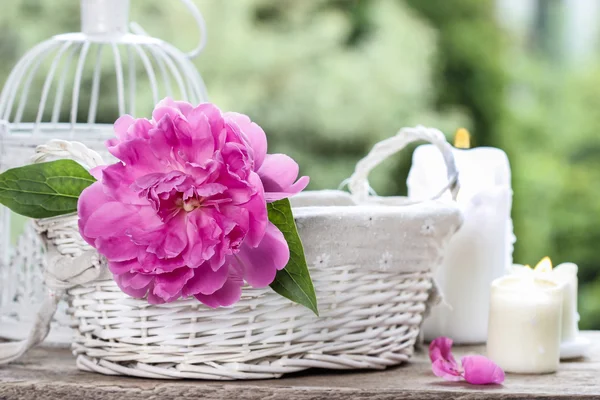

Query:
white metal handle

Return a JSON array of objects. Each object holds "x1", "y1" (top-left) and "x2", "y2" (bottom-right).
[
  {"x1": 130, "y1": 0, "x2": 207, "y2": 60},
  {"x1": 347, "y1": 126, "x2": 460, "y2": 204}
]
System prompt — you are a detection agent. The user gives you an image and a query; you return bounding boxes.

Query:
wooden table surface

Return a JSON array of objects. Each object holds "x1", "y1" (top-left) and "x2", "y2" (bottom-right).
[{"x1": 2, "y1": 332, "x2": 600, "y2": 400}]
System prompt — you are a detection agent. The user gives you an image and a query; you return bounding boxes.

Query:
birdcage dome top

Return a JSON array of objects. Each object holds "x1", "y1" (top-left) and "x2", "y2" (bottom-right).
[{"x1": 0, "y1": 0, "x2": 208, "y2": 164}]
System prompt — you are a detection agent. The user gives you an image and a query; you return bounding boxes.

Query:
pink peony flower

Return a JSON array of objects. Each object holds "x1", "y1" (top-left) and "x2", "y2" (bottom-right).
[
  {"x1": 78, "y1": 98, "x2": 309, "y2": 307},
  {"x1": 429, "y1": 337, "x2": 505, "y2": 385}
]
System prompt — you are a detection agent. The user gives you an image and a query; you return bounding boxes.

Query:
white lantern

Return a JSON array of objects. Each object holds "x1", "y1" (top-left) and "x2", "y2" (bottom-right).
[{"x1": 0, "y1": 0, "x2": 209, "y2": 343}]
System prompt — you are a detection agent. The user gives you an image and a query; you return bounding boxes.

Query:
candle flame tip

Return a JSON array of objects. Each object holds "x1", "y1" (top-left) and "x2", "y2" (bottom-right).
[
  {"x1": 454, "y1": 128, "x2": 471, "y2": 149},
  {"x1": 534, "y1": 256, "x2": 553, "y2": 273}
]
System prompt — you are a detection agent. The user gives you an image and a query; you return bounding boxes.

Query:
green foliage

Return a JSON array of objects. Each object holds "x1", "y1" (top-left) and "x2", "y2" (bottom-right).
[
  {"x1": 0, "y1": 160, "x2": 95, "y2": 218},
  {"x1": 268, "y1": 199, "x2": 318, "y2": 315},
  {"x1": 405, "y1": 0, "x2": 507, "y2": 147},
  {"x1": 497, "y1": 12, "x2": 600, "y2": 328}
]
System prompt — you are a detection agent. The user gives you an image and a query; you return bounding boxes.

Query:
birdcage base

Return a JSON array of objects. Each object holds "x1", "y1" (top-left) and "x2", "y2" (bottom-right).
[
  {"x1": 1, "y1": 124, "x2": 115, "y2": 169},
  {"x1": 0, "y1": 221, "x2": 73, "y2": 345},
  {"x1": 0, "y1": 318, "x2": 73, "y2": 346}
]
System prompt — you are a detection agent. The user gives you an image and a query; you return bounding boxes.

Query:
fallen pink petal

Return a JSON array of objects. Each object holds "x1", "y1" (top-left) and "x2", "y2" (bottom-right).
[
  {"x1": 432, "y1": 359, "x2": 463, "y2": 382},
  {"x1": 462, "y1": 355, "x2": 505, "y2": 385},
  {"x1": 429, "y1": 337, "x2": 505, "y2": 386},
  {"x1": 429, "y1": 336, "x2": 456, "y2": 364}
]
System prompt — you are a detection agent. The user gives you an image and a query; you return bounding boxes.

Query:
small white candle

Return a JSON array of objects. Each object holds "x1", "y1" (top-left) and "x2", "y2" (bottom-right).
[
  {"x1": 408, "y1": 129, "x2": 514, "y2": 344},
  {"x1": 510, "y1": 258, "x2": 579, "y2": 345},
  {"x1": 553, "y1": 263, "x2": 579, "y2": 343},
  {"x1": 487, "y1": 275, "x2": 563, "y2": 374}
]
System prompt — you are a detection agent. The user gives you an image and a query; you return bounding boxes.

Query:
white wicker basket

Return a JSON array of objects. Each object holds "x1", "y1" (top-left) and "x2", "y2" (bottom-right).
[{"x1": 0, "y1": 127, "x2": 462, "y2": 379}]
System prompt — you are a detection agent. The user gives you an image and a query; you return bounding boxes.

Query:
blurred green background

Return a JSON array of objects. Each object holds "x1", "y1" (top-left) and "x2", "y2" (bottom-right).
[{"x1": 2, "y1": 0, "x2": 600, "y2": 328}]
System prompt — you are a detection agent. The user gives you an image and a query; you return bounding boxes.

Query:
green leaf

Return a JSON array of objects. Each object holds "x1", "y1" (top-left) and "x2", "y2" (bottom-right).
[
  {"x1": 0, "y1": 160, "x2": 96, "y2": 218},
  {"x1": 268, "y1": 198, "x2": 319, "y2": 316}
]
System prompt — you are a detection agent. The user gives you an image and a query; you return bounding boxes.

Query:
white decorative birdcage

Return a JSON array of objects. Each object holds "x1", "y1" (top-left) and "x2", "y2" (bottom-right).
[{"x1": 0, "y1": 0, "x2": 209, "y2": 343}]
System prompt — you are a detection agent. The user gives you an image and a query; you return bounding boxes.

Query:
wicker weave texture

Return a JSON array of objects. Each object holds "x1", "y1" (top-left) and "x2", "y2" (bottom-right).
[{"x1": 70, "y1": 269, "x2": 432, "y2": 380}]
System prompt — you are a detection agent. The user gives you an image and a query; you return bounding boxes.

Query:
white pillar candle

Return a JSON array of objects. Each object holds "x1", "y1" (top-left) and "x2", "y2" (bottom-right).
[
  {"x1": 407, "y1": 131, "x2": 514, "y2": 343},
  {"x1": 487, "y1": 275, "x2": 563, "y2": 374}
]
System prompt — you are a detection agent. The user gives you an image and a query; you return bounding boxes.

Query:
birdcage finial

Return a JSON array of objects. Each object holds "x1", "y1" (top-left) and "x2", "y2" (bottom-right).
[{"x1": 81, "y1": 0, "x2": 130, "y2": 37}]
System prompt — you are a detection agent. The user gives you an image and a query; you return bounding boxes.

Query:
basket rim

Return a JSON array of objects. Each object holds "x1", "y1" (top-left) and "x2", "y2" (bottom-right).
[{"x1": 293, "y1": 199, "x2": 461, "y2": 220}]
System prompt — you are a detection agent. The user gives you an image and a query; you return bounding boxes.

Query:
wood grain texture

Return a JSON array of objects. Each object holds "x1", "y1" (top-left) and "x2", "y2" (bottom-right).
[{"x1": 2, "y1": 332, "x2": 600, "y2": 400}]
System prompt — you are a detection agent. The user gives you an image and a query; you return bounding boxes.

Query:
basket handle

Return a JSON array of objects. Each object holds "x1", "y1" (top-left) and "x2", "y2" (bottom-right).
[
  {"x1": 347, "y1": 125, "x2": 460, "y2": 203},
  {"x1": 31, "y1": 139, "x2": 105, "y2": 168}
]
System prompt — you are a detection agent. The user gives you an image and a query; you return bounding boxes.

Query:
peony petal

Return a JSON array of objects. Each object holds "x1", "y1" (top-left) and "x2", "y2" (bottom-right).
[
  {"x1": 224, "y1": 112, "x2": 267, "y2": 170},
  {"x1": 128, "y1": 118, "x2": 154, "y2": 140},
  {"x1": 258, "y1": 154, "x2": 309, "y2": 201},
  {"x1": 221, "y1": 142, "x2": 251, "y2": 180},
  {"x1": 113, "y1": 115, "x2": 154, "y2": 143},
  {"x1": 78, "y1": 183, "x2": 114, "y2": 244},
  {"x1": 78, "y1": 182, "x2": 112, "y2": 220},
  {"x1": 152, "y1": 97, "x2": 192, "y2": 123},
  {"x1": 101, "y1": 163, "x2": 146, "y2": 205},
  {"x1": 182, "y1": 263, "x2": 229, "y2": 296},
  {"x1": 429, "y1": 337, "x2": 457, "y2": 364},
  {"x1": 154, "y1": 101, "x2": 222, "y2": 166},
  {"x1": 432, "y1": 359, "x2": 463, "y2": 382},
  {"x1": 241, "y1": 172, "x2": 267, "y2": 247},
  {"x1": 96, "y1": 236, "x2": 139, "y2": 262},
  {"x1": 462, "y1": 355, "x2": 505, "y2": 385},
  {"x1": 263, "y1": 176, "x2": 310, "y2": 202},
  {"x1": 151, "y1": 267, "x2": 194, "y2": 302},
  {"x1": 135, "y1": 252, "x2": 185, "y2": 274},
  {"x1": 118, "y1": 271, "x2": 154, "y2": 290},
  {"x1": 233, "y1": 222, "x2": 289, "y2": 287},
  {"x1": 185, "y1": 209, "x2": 225, "y2": 269},
  {"x1": 191, "y1": 103, "x2": 225, "y2": 150},
  {"x1": 89, "y1": 165, "x2": 106, "y2": 181},
  {"x1": 114, "y1": 272, "x2": 152, "y2": 298},
  {"x1": 194, "y1": 275, "x2": 243, "y2": 308},
  {"x1": 147, "y1": 114, "x2": 183, "y2": 159},
  {"x1": 146, "y1": 213, "x2": 187, "y2": 259},
  {"x1": 258, "y1": 154, "x2": 299, "y2": 191},
  {"x1": 108, "y1": 137, "x2": 165, "y2": 173},
  {"x1": 108, "y1": 259, "x2": 140, "y2": 275},
  {"x1": 147, "y1": 289, "x2": 181, "y2": 304},
  {"x1": 82, "y1": 202, "x2": 139, "y2": 239},
  {"x1": 114, "y1": 114, "x2": 135, "y2": 141},
  {"x1": 181, "y1": 108, "x2": 217, "y2": 164}
]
